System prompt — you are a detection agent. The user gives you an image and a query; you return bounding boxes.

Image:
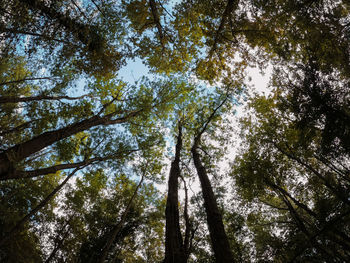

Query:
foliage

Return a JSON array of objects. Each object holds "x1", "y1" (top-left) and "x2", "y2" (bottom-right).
[{"x1": 1, "y1": 0, "x2": 349, "y2": 262}]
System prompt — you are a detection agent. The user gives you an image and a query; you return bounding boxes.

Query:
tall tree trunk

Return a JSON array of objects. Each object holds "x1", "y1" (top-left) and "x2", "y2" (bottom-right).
[
  {"x1": 189, "y1": 95, "x2": 234, "y2": 262},
  {"x1": 164, "y1": 124, "x2": 186, "y2": 263},
  {"x1": 180, "y1": 175, "x2": 192, "y2": 261},
  {"x1": 191, "y1": 142, "x2": 235, "y2": 263}
]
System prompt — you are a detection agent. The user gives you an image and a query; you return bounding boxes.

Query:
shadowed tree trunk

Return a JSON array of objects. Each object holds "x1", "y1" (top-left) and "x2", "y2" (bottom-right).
[
  {"x1": 180, "y1": 175, "x2": 193, "y2": 261},
  {"x1": 164, "y1": 124, "x2": 186, "y2": 263},
  {"x1": 191, "y1": 142, "x2": 235, "y2": 263},
  {"x1": 190, "y1": 97, "x2": 235, "y2": 263}
]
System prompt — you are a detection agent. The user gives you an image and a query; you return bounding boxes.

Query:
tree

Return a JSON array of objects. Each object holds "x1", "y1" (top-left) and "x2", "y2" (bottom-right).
[
  {"x1": 42, "y1": 166, "x2": 165, "y2": 263},
  {"x1": 1, "y1": 0, "x2": 123, "y2": 76},
  {"x1": 232, "y1": 89, "x2": 350, "y2": 262},
  {"x1": 164, "y1": 123, "x2": 187, "y2": 263},
  {"x1": 2, "y1": 0, "x2": 350, "y2": 261},
  {"x1": 191, "y1": 95, "x2": 235, "y2": 263}
]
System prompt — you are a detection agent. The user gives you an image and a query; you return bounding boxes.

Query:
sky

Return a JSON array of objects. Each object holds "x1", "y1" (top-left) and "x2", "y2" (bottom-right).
[{"x1": 117, "y1": 58, "x2": 150, "y2": 85}]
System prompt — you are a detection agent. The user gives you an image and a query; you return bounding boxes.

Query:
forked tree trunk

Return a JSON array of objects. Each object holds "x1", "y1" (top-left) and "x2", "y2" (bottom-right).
[{"x1": 164, "y1": 124, "x2": 186, "y2": 263}]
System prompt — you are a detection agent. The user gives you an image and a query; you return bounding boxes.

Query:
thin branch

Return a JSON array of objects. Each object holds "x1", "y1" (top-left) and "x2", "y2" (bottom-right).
[
  {"x1": 3, "y1": 149, "x2": 138, "y2": 180},
  {"x1": 90, "y1": 0, "x2": 106, "y2": 17},
  {"x1": 194, "y1": 95, "x2": 230, "y2": 146},
  {"x1": 157, "y1": 0, "x2": 174, "y2": 18},
  {"x1": 0, "y1": 77, "x2": 54, "y2": 86},
  {"x1": 0, "y1": 119, "x2": 39, "y2": 136},
  {"x1": 270, "y1": 140, "x2": 350, "y2": 206},
  {"x1": 70, "y1": 0, "x2": 89, "y2": 20},
  {"x1": 0, "y1": 26, "x2": 72, "y2": 45},
  {"x1": 0, "y1": 167, "x2": 82, "y2": 247},
  {"x1": 98, "y1": 169, "x2": 145, "y2": 262},
  {"x1": 257, "y1": 197, "x2": 289, "y2": 211}
]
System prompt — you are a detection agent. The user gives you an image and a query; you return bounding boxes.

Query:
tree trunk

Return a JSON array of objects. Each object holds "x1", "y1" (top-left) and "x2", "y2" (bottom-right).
[
  {"x1": 180, "y1": 175, "x2": 192, "y2": 261},
  {"x1": 0, "y1": 109, "x2": 140, "y2": 179},
  {"x1": 191, "y1": 141, "x2": 234, "y2": 263},
  {"x1": 18, "y1": 0, "x2": 103, "y2": 51},
  {"x1": 164, "y1": 124, "x2": 186, "y2": 263}
]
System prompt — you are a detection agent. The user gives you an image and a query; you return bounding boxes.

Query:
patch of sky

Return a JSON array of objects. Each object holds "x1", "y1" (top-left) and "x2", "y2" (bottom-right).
[{"x1": 117, "y1": 58, "x2": 151, "y2": 84}]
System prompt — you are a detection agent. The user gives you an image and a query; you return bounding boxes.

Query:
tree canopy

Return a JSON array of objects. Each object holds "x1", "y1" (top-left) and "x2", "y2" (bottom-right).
[{"x1": 1, "y1": 0, "x2": 349, "y2": 262}]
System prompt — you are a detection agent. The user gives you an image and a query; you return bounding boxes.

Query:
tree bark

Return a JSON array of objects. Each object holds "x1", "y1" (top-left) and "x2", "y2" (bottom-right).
[
  {"x1": 0, "y1": 109, "x2": 140, "y2": 179},
  {"x1": 180, "y1": 175, "x2": 191, "y2": 261},
  {"x1": 191, "y1": 143, "x2": 235, "y2": 263},
  {"x1": 164, "y1": 124, "x2": 186, "y2": 263},
  {"x1": 190, "y1": 95, "x2": 234, "y2": 262}
]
